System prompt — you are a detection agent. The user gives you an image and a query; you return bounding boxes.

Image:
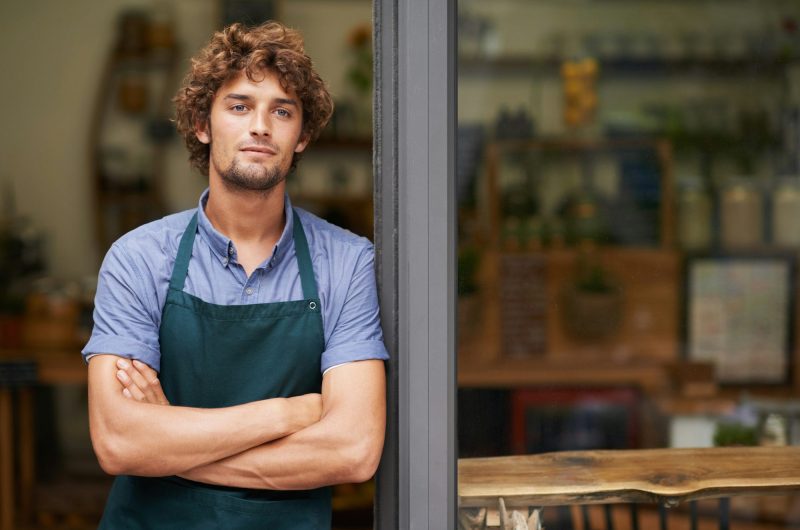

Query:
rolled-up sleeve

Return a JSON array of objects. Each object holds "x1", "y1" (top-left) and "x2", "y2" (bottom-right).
[
  {"x1": 82, "y1": 242, "x2": 162, "y2": 372},
  {"x1": 320, "y1": 245, "x2": 389, "y2": 373}
]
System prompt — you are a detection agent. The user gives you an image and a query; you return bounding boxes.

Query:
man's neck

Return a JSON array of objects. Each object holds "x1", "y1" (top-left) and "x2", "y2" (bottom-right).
[{"x1": 204, "y1": 177, "x2": 286, "y2": 246}]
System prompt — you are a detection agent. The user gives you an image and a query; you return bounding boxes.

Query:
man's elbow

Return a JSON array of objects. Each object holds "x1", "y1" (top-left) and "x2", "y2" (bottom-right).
[
  {"x1": 92, "y1": 431, "x2": 131, "y2": 476},
  {"x1": 91, "y1": 425, "x2": 165, "y2": 477},
  {"x1": 344, "y1": 438, "x2": 383, "y2": 483}
]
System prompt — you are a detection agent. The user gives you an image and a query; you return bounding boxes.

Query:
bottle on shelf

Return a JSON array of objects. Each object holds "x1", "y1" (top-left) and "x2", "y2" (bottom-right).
[
  {"x1": 771, "y1": 176, "x2": 800, "y2": 247},
  {"x1": 677, "y1": 176, "x2": 712, "y2": 251},
  {"x1": 720, "y1": 176, "x2": 764, "y2": 249}
]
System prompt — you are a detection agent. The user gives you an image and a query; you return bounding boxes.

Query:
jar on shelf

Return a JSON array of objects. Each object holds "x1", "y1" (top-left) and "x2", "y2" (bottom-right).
[
  {"x1": 677, "y1": 176, "x2": 712, "y2": 251},
  {"x1": 771, "y1": 176, "x2": 800, "y2": 247},
  {"x1": 720, "y1": 177, "x2": 764, "y2": 249},
  {"x1": 502, "y1": 217, "x2": 522, "y2": 252}
]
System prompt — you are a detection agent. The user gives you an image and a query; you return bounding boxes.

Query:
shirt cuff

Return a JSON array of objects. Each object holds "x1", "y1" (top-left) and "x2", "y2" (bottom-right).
[
  {"x1": 323, "y1": 363, "x2": 348, "y2": 376},
  {"x1": 82, "y1": 334, "x2": 162, "y2": 372},
  {"x1": 320, "y1": 340, "x2": 389, "y2": 374}
]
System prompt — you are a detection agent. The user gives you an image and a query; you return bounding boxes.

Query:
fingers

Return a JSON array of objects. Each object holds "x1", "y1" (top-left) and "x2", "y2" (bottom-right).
[
  {"x1": 117, "y1": 358, "x2": 155, "y2": 401},
  {"x1": 120, "y1": 378, "x2": 147, "y2": 401},
  {"x1": 131, "y1": 360, "x2": 170, "y2": 405},
  {"x1": 115, "y1": 358, "x2": 169, "y2": 405}
]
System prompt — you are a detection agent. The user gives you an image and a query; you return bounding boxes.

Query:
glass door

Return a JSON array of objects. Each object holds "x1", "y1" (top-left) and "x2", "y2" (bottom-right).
[{"x1": 455, "y1": 1, "x2": 800, "y2": 528}]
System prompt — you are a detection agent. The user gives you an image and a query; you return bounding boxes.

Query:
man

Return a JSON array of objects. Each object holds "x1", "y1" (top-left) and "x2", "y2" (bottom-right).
[{"x1": 83, "y1": 21, "x2": 388, "y2": 529}]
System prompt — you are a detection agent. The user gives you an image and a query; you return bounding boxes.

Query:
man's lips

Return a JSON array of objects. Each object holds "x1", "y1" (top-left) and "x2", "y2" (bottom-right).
[{"x1": 240, "y1": 145, "x2": 277, "y2": 155}]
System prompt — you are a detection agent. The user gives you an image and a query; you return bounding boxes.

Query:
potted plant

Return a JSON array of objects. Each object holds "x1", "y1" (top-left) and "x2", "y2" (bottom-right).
[{"x1": 561, "y1": 252, "x2": 623, "y2": 340}]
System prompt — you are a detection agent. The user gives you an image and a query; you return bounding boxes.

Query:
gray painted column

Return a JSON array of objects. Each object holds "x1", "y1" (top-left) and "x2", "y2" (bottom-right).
[{"x1": 374, "y1": 0, "x2": 456, "y2": 528}]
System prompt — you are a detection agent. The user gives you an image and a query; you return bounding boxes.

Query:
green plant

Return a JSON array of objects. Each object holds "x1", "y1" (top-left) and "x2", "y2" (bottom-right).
[
  {"x1": 574, "y1": 253, "x2": 616, "y2": 294},
  {"x1": 457, "y1": 246, "x2": 481, "y2": 297},
  {"x1": 713, "y1": 422, "x2": 758, "y2": 447},
  {"x1": 346, "y1": 23, "x2": 372, "y2": 98}
]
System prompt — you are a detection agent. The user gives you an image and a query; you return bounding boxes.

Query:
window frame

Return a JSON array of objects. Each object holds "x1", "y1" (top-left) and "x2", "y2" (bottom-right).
[{"x1": 373, "y1": 0, "x2": 457, "y2": 527}]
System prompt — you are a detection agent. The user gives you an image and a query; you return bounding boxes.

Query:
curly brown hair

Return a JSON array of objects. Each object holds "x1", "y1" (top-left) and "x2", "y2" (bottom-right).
[{"x1": 173, "y1": 21, "x2": 334, "y2": 175}]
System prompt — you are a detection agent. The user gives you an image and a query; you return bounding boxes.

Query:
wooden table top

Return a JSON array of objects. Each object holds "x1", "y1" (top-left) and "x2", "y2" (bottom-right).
[{"x1": 459, "y1": 447, "x2": 800, "y2": 509}]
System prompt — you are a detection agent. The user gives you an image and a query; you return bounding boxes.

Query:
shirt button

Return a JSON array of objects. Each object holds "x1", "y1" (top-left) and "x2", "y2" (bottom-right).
[
  {"x1": 245, "y1": 287, "x2": 253, "y2": 295},
  {"x1": 222, "y1": 258, "x2": 229, "y2": 266},
  {"x1": 228, "y1": 246, "x2": 235, "y2": 255}
]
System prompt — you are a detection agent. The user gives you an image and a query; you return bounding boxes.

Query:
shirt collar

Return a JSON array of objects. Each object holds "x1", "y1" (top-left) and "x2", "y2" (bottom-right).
[{"x1": 196, "y1": 188, "x2": 295, "y2": 269}]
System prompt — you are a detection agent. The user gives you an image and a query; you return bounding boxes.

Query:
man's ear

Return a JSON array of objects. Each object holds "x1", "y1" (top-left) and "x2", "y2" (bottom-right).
[
  {"x1": 294, "y1": 133, "x2": 310, "y2": 154},
  {"x1": 195, "y1": 120, "x2": 210, "y2": 145}
]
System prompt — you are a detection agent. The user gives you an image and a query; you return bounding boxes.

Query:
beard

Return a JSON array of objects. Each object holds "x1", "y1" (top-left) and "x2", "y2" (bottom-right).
[{"x1": 213, "y1": 154, "x2": 286, "y2": 193}]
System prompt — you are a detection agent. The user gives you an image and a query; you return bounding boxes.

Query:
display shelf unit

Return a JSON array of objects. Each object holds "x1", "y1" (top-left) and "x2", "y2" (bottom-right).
[
  {"x1": 88, "y1": 18, "x2": 179, "y2": 254},
  {"x1": 459, "y1": 138, "x2": 681, "y2": 389},
  {"x1": 484, "y1": 137, "x2": 676, "y2": 249}
]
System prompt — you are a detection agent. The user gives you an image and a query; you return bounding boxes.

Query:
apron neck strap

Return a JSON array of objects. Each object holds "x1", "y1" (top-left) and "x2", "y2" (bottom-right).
[
  {"x1": 169, "y1": 208, "x2": 318, "y2": 300},
  {"x1": 169, "y1": 212, "x2": 198, "y2": 291},
  {"x1": 292, "y1": 209, "x2": 318, "y2": 300}
]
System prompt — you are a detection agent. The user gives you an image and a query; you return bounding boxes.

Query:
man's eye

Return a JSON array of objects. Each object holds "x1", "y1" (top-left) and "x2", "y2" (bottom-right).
[
  {"x1": 275, "y1": 108, "x2": 291, "y2": 118},
  {"x1": 231, "y1": 104, "x2": 247, "y2": 112}
]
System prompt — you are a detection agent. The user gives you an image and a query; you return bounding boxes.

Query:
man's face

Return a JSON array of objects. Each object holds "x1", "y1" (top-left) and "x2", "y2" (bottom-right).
[{"x1": 196, "y1": 69, "x2": 308, "y2": 192}]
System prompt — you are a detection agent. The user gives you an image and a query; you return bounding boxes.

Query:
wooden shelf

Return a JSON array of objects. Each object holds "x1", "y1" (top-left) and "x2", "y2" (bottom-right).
[
  {"x1": 458, "y1": 357, "x2": 669, "y2": 393},
  {"x1": 459, "y1": 55, "x2": 790, "y2": 78},
  {"x1": 0, "y1": 348, "x2": 86, "y2": 385}
]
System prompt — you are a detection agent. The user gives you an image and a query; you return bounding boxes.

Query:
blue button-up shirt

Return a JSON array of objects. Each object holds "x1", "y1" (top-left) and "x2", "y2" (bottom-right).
[{"x1": 83, "y1": 189, "x2": 389, "y2": 373}]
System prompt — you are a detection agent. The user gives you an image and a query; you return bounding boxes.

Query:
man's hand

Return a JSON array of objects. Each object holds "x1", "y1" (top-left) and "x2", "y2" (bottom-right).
[
  {"x1": 285, "y1": 393, "x2": 323, "y2": 433},
  {"x1": 115, "y1": 359, "x2": 169, "y2": 405},
  {"x1": 114, "y1": 359, "x2": 323, "y2": 431}
]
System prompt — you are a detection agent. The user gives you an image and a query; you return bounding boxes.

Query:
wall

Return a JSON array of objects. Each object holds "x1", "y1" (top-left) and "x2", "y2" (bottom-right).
[{"x1": 0, "y1": 0, "x2": 370, "y2": 280}]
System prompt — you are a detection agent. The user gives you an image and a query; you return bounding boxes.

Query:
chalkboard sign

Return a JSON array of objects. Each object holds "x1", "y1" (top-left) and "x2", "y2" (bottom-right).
[{"x1": 499, "y1": 253, "x2": 547, "y2": 357}]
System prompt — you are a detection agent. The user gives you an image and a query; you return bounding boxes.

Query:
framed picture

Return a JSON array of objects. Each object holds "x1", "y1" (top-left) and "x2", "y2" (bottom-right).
[{"x1": 684, "y1": 254, "x2": 795, "y2": 385}]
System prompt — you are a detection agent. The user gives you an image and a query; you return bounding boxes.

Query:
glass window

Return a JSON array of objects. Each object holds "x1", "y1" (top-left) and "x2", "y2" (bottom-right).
[{"x1": 457, "y1": 0, "x2": 800, "y2": 526}]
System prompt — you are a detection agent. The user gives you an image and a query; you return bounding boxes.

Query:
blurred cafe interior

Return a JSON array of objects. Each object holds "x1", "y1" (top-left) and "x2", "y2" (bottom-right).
[
  {"x1": 455, "y1": 0, "x2": 800, "y2": 528},
  {"x1": 2, "y1": 0, "x2": 800, "y2": 529}
]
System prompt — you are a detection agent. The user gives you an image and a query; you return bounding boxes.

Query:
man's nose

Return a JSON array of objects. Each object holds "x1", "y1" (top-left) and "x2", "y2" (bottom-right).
[{"x1": 250, "y1": 110, "x2": 271, "y2": 137}]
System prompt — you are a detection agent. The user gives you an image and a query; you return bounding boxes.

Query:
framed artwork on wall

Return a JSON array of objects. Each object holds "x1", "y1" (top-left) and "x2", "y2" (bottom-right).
[{"x1": 684, "y1": 254, "x2": 795, "y2": 385}]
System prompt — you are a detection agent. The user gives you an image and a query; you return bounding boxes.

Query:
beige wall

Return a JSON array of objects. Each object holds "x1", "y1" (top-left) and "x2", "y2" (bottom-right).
[{"x1": 0, "y1": 0, "x2": 370, "y2": 280}]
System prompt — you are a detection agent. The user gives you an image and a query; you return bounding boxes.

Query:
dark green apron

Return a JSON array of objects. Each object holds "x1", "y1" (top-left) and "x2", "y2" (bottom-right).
[{"x1": 99, "y1": 209, "x2": 331, "y2": 529}]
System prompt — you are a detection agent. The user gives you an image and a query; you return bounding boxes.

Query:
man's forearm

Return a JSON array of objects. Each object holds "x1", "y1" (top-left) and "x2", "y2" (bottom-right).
[
  {"x1": 92, "y1": 394, "x2": 296, "y2": 477},
  {"x1": 88, "y1": 354, "x2": 319, "y2": 477},
  {"x1": 180, "y1": 361, "x2": 387, "y2": 490},
  {"x1": 180, "y1": 406, "x2": 384, "y2": 490}
]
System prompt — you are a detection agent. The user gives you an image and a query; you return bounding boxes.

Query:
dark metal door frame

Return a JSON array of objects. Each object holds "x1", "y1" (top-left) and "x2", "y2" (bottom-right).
[{"x1": 374, "y1": 0, "x2": 456, "y2": 527}]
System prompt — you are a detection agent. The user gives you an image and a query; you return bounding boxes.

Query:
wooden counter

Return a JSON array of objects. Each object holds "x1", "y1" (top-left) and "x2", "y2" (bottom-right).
[{"x1": 459, "y1": 446, "x2": 800, "y2": 509}]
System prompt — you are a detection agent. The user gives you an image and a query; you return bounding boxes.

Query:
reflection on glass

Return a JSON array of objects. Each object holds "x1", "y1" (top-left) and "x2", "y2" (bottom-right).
[{"x1": 457, "y1": 1, "x2": 800, "y2": 527}]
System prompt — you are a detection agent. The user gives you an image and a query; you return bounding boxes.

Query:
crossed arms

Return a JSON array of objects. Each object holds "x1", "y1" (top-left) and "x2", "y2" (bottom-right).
[{"x1": 88, "y1": 354, "x2": 386, "y2": 490}]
